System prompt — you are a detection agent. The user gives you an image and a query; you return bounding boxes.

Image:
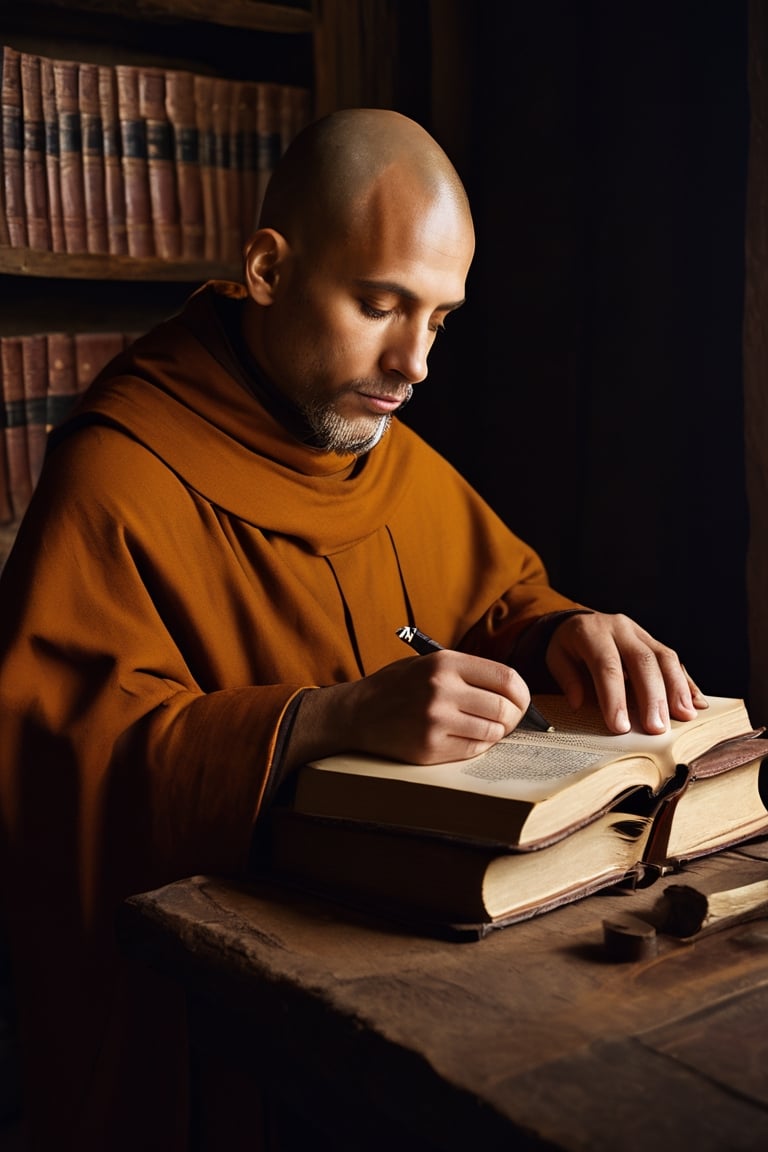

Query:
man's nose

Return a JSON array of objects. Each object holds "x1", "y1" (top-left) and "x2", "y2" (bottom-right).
[{"x1": 379, "y1": 325, "x2": 432, "y2": 384}]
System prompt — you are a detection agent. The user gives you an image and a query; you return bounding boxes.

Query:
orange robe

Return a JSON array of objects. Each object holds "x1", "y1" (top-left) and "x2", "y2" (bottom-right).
[{"x1": 0, "y1": 282, "x2": 581, "y2": 1149}]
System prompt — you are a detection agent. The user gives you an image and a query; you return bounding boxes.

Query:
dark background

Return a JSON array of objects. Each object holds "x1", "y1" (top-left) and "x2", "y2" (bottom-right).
[{"x1": 398, "y1": 0, "x2": 751, "y2": 701}]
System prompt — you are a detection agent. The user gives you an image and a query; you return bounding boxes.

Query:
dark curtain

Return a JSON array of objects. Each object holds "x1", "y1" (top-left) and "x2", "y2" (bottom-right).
[{"x1": 404, "y1": 0, "x2": 750, "y2": 701}]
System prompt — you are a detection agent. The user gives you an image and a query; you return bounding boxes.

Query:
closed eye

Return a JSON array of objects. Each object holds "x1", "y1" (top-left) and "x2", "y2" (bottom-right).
[
  {"x1": 361, "y1": 300, "x2": 448, "y2": 335},
  {"x1": 360, "y1": 300, "x2": 391, "y2": 320}
]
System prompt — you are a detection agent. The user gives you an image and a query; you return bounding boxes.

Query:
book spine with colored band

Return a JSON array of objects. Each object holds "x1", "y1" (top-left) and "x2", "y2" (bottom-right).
[{"x1": 53, "y1": 57, "x2": 87, "y2": 254}]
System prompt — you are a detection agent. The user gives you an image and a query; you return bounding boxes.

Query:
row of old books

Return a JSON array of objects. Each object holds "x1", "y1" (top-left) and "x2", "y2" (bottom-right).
[
  {"x1": 266, "y1": 693, "x2": 768, "y2": 938},
  {"x1": 0, "y1": 330, "x2": 135, "y2": 524},
  {"x1": 0, "y1": 44, "x2": 312, "y2": 264}
]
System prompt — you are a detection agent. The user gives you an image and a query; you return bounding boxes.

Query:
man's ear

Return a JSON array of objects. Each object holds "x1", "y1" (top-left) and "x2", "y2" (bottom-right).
[{"x1": 244, "y1": 229, "x2": 291, "y2": 304}]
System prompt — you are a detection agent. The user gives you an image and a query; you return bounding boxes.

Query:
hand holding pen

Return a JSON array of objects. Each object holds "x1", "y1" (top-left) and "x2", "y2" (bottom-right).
[{"x1": 396, "y1": 625, "x2": 554, "y2": 734}]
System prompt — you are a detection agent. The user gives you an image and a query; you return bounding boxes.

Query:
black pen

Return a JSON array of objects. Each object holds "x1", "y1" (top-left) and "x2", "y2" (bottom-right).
[{"x1": 395, "y1": 625, "x2": 555, "y2": 733}]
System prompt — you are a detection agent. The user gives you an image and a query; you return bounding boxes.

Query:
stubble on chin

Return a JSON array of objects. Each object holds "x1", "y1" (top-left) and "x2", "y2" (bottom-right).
[
  {"x1": 299, "y1": 380, "x2": 413, "y2": 456},
  {"x1": 304, "y1": 406, "x2": 392, "y2": 455}
]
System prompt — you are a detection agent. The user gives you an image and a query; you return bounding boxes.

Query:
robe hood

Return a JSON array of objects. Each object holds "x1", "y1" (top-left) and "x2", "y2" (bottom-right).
[{"x1": 51, "y1": 281, "x2": 421, "y2": 554}]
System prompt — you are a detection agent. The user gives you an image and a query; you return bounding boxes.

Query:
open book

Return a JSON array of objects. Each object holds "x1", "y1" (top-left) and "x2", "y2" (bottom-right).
[
  {"x1": 271, "y1": 728, "x2": 768, "y2": 938},
  {"x1": 292, "y1": 694, "x2": 758, "y2": 848}
]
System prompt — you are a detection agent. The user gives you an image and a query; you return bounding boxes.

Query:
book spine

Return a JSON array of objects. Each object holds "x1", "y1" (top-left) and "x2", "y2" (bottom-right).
[
  {"x1": 39, "y1": 55, "x2": 64, "y2": 253},
  {"x1": 138, "y1": 67, "x2": 180, "y2": 261},
  {"x1": 238, "y1": 82, "x2": 259, "y2": 241},
  {"x1": 74, "y1": 331, "x2": 125, "y2": 393},
  {"x1": 45, "y1": 331, "x2": 78, "y2": 429},
  {"x1": 165, "y1": 69, "x2": 204, "y2": 260},
  {"x1": 0, "y1": 298, "x2": 12, "y2": 521},
  {"x1": 53, "y1": 58, "x2": 88, "y2": 254},
  {"x1": 0, "y1": 423, "x2": 11, "y2": 524},
  {"x1": 293, "y1": 85, "x2": 312, "y2": 139},
  {"x1": 278, "y1": 83, "x2": 298, "y2": 156},
  {"x1": 211, "y1": 78, "x2": 237, "y2": 264},
  {"x1": 2, "y1": 46, "x2": 27, "y2": 247},
  {"x1": 79, "y1": 62, "x2": 109, "y2": 255},
  {"x1": 0, "y1": 336, "x2": 33, "y2": 519},
  {"x1": 20, "y1": 334, "x2": 48, "y2": 489},
  {"x1": 255, "y1": 82, "x2": 281, "y2": 224},
  {"x1": 0, "y1": 46, "x2": 11, "y2": 245},
  {"x1": 20, "y1": 52, "x2": 50, "y2": 252},
  {"x1": 225, "y1": 78, "x2": 244, "y2": 262},
  {"x1": 97, "y1": 64, "x2": 127, "y2": 257},
  {"x1": 116, "y1": 64, "x2": 153, "y2": 259},
  {"x1": 194, "y1": 74, "x2": 218, "y2": 262}
]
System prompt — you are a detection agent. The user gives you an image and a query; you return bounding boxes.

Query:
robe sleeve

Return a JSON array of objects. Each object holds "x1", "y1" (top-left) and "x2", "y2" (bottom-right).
[{"x1": 0, "y1": 448, "x2": 311, "y2": 922}]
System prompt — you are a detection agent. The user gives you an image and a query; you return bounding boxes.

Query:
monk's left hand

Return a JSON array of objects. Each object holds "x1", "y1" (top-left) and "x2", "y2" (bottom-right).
[{"x1": 545, "y1": 611, "x2": 709, "y2": 735}]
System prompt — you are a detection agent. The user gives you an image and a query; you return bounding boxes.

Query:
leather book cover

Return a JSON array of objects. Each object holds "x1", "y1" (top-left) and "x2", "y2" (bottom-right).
[
  {"x1": 0, "y1": 427, "x2": 11, "y2": 524},
  {"x1": 165, "y1": 68, "x2": 204, "y2": 260},
  {"x1": 52, "y1": 57, "x2": 88, "y2": 254},
  {"x1": 644, "y1": 731, "x2": 768, "y2": 869},
  {"x1": 74, "y1": 331, "x2": 125, "y2": 393},
  {"x1": 20, "y1": 52, "x2": 50, "y2": 252},
  {"x1": 228, "y1": 78, "x2": 245, "y2": 261},
  {"x1": 79, "y1": 62, "x2": 109, "y2": 254},
  {"x1": 278, "y1": 83, "x2": 298, "y2": 155},
  {"x1": 20, "y1": 334, "x2": 48, "y2": 490},
  {"x1": 293, "y1": 85, "x2": 312, "y2": 138},
  {"x1": 0, "y1": 336, "x2": 33, "y2": 520},
  {"x1": 45, "y1": 331, "x2": 78, "y2": 429},
  {"x1": 115, "y1": 64, "x2": 153, "y2": 258},
  {"x1": 138, "y1": 66, "x2": 180, "y2": 261},
  {"x1": 40, "y1": 55, "x2": 64, "y2": 252},
  {"x1": 254, "y1": 81, "x2": 281, "y2": 225},
  {"x1": 98, "y1": 64, "x2": 127, "y2": 256},
  {"x1": 238, "y1": 81, "x2": 260, "y2": 244},
  {"x1": 194, "y1": 74, "x2": 218, "y2": 262},
  {"x1": 0, "y1": 47, "x2": 11, "y2": 245},
  {"x1": 2, "y1": 46, "x2": 27, "y2": 247},
  {"x1": 212, "y1": 77, "x2": 240, "y2": 264}
]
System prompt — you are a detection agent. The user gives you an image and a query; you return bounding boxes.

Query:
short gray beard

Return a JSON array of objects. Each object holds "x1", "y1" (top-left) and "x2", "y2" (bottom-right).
[{"x1": 299, "y1": 384, "x2": 413, "y2": 456}]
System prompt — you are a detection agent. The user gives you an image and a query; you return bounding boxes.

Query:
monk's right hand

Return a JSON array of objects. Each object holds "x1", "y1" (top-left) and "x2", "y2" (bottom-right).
[{"x1": 284, "y1": 651, "x2": 531, "y2": 770}]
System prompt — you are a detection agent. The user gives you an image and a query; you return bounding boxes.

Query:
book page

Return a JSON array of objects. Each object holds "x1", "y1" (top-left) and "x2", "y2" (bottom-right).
[
  {"x1": 304, "y1": 694, "x2": 750, "y2": 806},
  {"x1": 462, "y1": 738, "x2": 633, "y2": 785},
  {"x1": 519, "y1": 693, "x2": 751, "y2": 762}
]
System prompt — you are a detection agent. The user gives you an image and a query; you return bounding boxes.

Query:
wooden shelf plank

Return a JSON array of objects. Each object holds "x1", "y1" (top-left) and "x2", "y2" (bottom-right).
[
  {"x1": 17, "y1": 0, "x2": 313, "y2": 35},
  {"x1": 0, "y1": 247, "x2": 241, "y2": 283}
]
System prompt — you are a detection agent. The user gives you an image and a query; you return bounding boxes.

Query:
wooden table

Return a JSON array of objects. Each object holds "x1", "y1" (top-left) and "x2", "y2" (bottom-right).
[{"x1": 119, "y1": 843, "x2": 768, "y2": 1151}]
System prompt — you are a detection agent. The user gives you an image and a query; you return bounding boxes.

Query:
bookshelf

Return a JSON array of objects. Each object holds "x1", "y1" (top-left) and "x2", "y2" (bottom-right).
[{"x1": 0, "y1": 0, "x2": 316, "y2": 567}]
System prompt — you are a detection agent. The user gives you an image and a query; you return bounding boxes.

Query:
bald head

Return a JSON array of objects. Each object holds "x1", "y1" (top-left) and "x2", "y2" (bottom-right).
[
  {"x1": 242, "y1": 109, "x2": 474, "y2": 457},
  {"x1": 258, "y1": 108, "x2": 471, "y2": 250}
]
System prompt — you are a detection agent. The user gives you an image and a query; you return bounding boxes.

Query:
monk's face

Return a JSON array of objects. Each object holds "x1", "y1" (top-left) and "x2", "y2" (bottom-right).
[{"x1": 249, "y1": 173, "x2": 475, "y2": 454}]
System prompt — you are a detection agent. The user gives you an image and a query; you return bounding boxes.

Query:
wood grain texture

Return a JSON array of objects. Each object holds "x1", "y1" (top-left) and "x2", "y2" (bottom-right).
[{"x1": 120, "y1": 845, "x2": 768, "y2": 1151}]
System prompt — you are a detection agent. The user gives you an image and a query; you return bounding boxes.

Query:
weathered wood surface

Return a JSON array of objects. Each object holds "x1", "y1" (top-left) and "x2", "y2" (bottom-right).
[{"x1": 120, "y1": 844, "x2": 768, "y2": 1151}]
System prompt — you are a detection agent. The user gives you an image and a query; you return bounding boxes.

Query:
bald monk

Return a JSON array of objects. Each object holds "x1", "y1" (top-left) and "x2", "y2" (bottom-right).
[{"x1": 0, "y1": 109, "x2": 706, "y2": 1150}]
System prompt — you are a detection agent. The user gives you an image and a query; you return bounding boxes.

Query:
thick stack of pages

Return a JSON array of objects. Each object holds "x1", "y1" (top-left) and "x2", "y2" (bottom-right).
[{"x1": 267, "y1": 695, "x2": 768, "y2": 938}]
